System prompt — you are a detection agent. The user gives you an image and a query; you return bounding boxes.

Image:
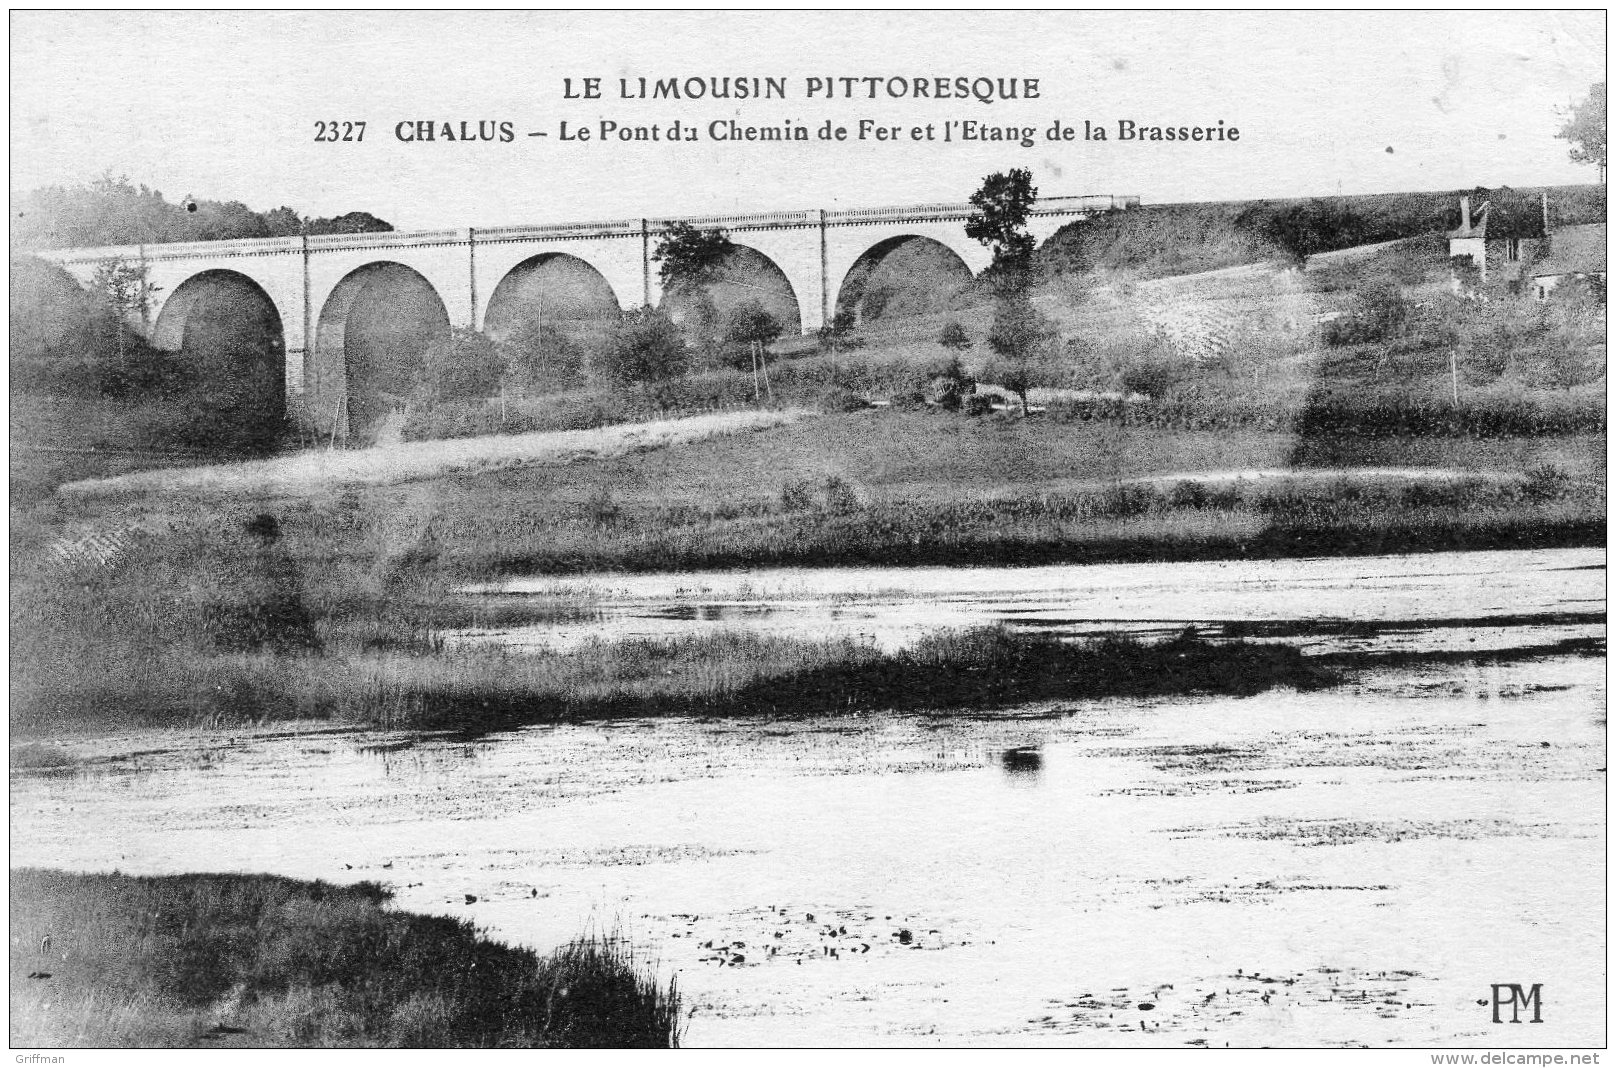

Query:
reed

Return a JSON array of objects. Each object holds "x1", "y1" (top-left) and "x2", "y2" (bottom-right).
[{"x1": 9, "y1": 868, "x2": 683, "y2": 1048}]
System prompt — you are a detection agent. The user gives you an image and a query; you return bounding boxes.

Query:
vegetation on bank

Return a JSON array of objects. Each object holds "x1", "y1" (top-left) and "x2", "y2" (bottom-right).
[
  {"x1": 1038, "y1": 183, "x2": 1607, "y2": 278},
  {"x1": 11, "y1": 608, "x2": 1336, "y2": 734},
  {"x1": 10, "y1": 868, "x2": 682, "y2": 1048},
  {"x1": 12, "y1": 427, "x2": 1600, "y2": 733}
]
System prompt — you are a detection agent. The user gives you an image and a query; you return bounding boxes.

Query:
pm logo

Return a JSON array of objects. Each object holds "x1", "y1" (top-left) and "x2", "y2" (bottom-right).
[{"x1": 1489, "y1": 983, "x2": 1544, "y2": 1023}]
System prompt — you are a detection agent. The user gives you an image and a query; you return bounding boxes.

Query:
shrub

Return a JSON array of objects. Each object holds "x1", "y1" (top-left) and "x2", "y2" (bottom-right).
[
  {"x1": 961, "y1": 393, "x2": 997, "y2": 416},
  {"x1": 1166, "y1": 479, "x2": 1210, "y2": 508},
  {"x1": 937, "y1": 321, "x2": 972, "y2": 350},
  {"x1": 414, "y1": 328, "x2": 506, "y2": 403},
  {"x1": 779, "y1": 478, "x2": 816, "y2": 511},
  {"x1": 927, "y1": 376, "x2": 964, "y2": 410},
  {"x1": 594, "y1": 310, "x2": 689, "y2": 388},
  {"x1": 1092, "y1": 482, "x2": 1160, "y2": 519},
  {"x1": 818, "y1": 387, "x2": 868, "y2": 413},
  {"x1": 500, "y1": 321, "x2": 589, "y2": 391},
  {"x1": 1323, "y1": 284, "x2": 1409, "y2": 346},
  {"x1": 1522, "y1": 463, "x2": 1574, "y2": 502},
  {"x1": 821, "y1": 475, "x2": 860, "y2": 514},
  {"x1": 1117, "y1": 358, "x2": 1176, "y2": 398}
]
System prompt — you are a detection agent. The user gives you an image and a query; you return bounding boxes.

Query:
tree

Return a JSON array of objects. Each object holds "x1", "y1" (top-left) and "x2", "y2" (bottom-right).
[
  {"x1": 1557, "y1": 81, "x2": 1607, "y2": 182},
  {"x1": 595, "y1": 308, "x2": 689, "y2": 391},
  {"x1": 302, "y1": 211, "x2": 394, "y2": 236},
  {"x1": 653, "y1": 221, "x2": 734, "y2": 291},
  {"x1": 89, "y1": 256, "x2": 159, "y2": 320},
  {"x1": 968, "y1": 169, "x2": 1043, "y2": 413},
  {"x1": 965, "y1": 167, "x2": 1039, "y2": 294},
  {"x1": 724, "y1": 300, "x2": 783, "y2": 348},
  {"x1": 9, "y1": 174, "x2": 393, "y2": 249},
  {"x1": 984, "y1": 298, "x2": 1055, "y2": 414},
  {"x1": 1258, "y1": 198, "x2": 1369, "y2": 265},
  {"x1": 88, "y1": 257, "x2": 161, "y2": 370}
]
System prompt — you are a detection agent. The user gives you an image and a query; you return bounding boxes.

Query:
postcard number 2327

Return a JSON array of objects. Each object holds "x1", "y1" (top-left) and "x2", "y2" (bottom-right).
[{"x1": 314, "y1": 121, "x2": 366, "y2": 142}]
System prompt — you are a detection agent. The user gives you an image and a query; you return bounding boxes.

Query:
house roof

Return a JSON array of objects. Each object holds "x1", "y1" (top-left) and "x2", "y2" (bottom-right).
[{"x1": 1533, "y1": 223, "x2": 1607, "y2": 278}]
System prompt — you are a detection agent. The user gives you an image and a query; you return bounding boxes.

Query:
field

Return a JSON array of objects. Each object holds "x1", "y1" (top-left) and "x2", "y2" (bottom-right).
[{"x1": 10, "y1": 868, "x2": 681, "y2": 1048}]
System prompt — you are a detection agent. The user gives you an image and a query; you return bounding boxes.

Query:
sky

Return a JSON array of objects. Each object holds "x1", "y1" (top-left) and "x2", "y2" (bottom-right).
[{"x1": 9, "y1": 10, "x2": 1607, "y2": 232}]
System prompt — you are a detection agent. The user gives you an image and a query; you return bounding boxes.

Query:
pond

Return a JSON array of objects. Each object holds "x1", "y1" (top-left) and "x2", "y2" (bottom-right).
[{"x1": 10, "y1": 548, "x2": 1605, "y2": 1046}]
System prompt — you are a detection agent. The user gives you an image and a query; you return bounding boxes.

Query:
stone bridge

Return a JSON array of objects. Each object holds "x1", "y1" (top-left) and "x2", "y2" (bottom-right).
[{"x1": 35, "y1": 194, "x2": 1137, "y2": 437}]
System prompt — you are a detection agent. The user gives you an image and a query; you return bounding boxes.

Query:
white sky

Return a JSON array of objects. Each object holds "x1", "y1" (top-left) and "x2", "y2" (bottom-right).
[{"x1": 9, "y1": 10, "x2": 1607, "y2": 230}]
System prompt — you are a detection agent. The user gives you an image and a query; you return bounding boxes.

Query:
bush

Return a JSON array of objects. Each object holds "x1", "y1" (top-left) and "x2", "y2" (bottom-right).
[
  {"x1": 818, "y1": 387, "x2": 868, "y2": 413},
  {"x1": 778, "y1": 475, "x2": 860, "y2": 513},
  {"x1": 821, "y1": 475, "x2": 860, "y2": 514},
  {"x1": 961, "y1": 393, "x2": 997, "y2": 416},
  {"x1": 1092, "y1": 482, "x2": 1160, "y2": 519},
  {"x1": 1165, "y1": 479, "x2": 1210, "y2": 508},
  {"x1": 413, "y1": 328, "x2": 506, "y2": 403},
  {"x1": 594, "y1": 310, "x2": 689, "y2": 388},
  {"x1": 1118, "y1": 358, "x2": 1177, "y2": 398},
  {"x1": 500, "y1": 321, "x2": 589, "y2": 392},
  {"x1": 779, "y1": 478, "x2": 816, "y2": 511},
  {"x1": 927, "y1": 376, "x2": 964, "y2": 410},
  {"x1": 1522, "y1": 463, "x2": 1574, "y2": 502},
  {"x1": 938, "y1": 321, "x2": 972, "y2": 350},
  {"x1": 1323, "y1": 285, "x2": 1409, "y2": 346}
]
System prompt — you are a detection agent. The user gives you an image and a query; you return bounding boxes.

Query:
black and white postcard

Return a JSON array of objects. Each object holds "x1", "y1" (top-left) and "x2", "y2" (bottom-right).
[{"x1": 8, "y1": 9, "x2": 1607, "y2": 1053}]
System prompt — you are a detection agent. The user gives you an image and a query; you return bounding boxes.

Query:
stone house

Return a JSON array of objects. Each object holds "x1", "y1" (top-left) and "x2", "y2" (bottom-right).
[{"x1": 1446, "y1": 193, "x2": 1549, "y2": 294}]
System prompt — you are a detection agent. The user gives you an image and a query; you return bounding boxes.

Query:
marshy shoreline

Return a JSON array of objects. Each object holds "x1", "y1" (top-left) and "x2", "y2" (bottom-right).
[{"x1": 9, "y1": 868, "x2": 683, "y2": 1048}]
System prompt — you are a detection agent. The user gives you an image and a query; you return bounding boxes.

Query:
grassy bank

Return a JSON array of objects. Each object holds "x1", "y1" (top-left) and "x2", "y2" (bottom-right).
[
  {"x1": 357, "y1": 628, "x2": 1329, "y2": 734},
  {"x1": 12, "y1": 621, "x2": 1330, "y2": 734},
  {"x1": 10, "y1": 868, "x2": 682, "y2": 1048},
  {"x1": 11, "y1": 404, "x2": 1603, "y2": 733}
]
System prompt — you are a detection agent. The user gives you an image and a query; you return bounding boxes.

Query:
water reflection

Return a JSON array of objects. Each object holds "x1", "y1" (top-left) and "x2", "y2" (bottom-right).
[
  {"x1": 999, "y1": 746, "x2": 1044, "y2": 785},
  {"x1": 445, "y1": 548, "x2": 1605, "y2": 658},
  {"x1": 354, "y1": 736, "x2": 491, "y2": 778}
]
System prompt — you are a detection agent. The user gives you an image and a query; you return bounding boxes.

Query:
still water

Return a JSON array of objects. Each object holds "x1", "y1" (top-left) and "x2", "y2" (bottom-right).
[{"x1": 10, "y1": 548, "x2": 1606, "y2": 1047}]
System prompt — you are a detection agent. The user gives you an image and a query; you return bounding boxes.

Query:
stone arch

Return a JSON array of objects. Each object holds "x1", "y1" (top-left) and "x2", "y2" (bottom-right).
[
  {"x1": 659, "y1": 243, "x2": 802, "y2": 339},
  {"x1": 150, "y1": 269, "x2": 287, "y2": 451},
  {"x1": 312, "y1": 261, "x2": 450, "y2": 444},
  {"x1": 482, "y1": 252, "x2": 621, "y2": 342},
  {"x1": 834, "y1": 235, "x2": 974, "y2": 325}
]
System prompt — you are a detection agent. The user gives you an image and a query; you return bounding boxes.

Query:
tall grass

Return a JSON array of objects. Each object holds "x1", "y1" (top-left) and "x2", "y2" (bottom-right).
[{"x1": 10, "y1": 869, "x2": 682, "y2": 1048}]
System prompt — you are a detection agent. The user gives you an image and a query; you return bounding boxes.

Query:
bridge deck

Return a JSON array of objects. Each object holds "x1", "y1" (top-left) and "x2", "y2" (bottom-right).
[{"x1": 36, "y1": 194, "x2": 1139, "y2": 264}]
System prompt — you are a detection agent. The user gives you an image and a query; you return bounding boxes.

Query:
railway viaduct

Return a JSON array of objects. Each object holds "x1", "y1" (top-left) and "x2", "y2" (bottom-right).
[{"x1": 35, "y1": 194, "x2": 1136, "y2": 438}]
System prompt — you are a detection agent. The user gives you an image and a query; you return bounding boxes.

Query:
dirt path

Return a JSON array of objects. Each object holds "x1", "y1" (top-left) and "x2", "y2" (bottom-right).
[{"x1": 59, "y1": 409, "x2": 804, "y2": 500}]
